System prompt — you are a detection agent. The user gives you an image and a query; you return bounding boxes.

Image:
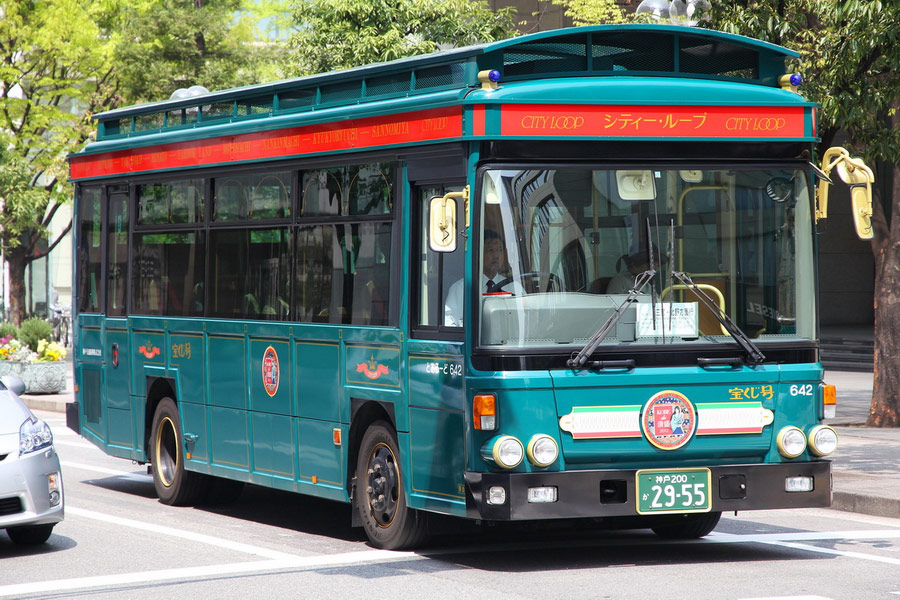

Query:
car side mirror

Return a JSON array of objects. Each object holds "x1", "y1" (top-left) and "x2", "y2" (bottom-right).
[{"x1": 1, "y1": 376, "x2": 26, "y2": 396}]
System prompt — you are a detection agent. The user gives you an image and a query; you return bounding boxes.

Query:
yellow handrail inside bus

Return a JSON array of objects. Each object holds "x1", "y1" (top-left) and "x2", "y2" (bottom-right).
[{"x1": 661, "y1": 283, "x2": 729, "y2": 336}]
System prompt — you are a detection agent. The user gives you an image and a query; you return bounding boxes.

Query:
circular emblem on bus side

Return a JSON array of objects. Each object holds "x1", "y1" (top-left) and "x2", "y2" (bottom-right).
[
  {"x1": 641, "y1": 390, "x2": 696, "y2": 450},
  {"x1": 262, "y1": 346, "x2": 280, "y2": 397}
]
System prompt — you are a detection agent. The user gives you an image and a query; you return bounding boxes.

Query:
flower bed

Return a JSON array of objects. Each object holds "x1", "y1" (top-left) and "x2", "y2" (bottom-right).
[{"x1": 0, "y1": 336, "x2": 67, "y2": 394}]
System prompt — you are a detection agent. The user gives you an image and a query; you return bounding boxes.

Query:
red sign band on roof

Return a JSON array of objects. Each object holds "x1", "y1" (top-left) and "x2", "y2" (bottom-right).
[
  {"x1": 502, "y1": 104, "x2": 806, "y2": 139},
  {"x1": 70, "y1": 107, "x2": 463, "y2": 180}
]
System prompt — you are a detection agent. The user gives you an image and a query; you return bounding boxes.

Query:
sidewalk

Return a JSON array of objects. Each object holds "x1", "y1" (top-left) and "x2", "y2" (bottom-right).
[
  {"x1": 822, "y1": 370, "x2": 900, "y2": 519},
  {"x1": 20, "y1": 364, "x2": 898, "y2": 520}
]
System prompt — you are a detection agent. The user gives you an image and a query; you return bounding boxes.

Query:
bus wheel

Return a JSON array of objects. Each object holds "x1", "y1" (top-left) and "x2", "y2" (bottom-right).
[
  {"x1": 150, "y1": 398, "x2": 207, "y2": 506},
  {"x1": 651, "y1": 511, "x2": 722, "y2": 539},
  {"x1": 355, "y1": 422, "x2": 427, "y2": 550}
]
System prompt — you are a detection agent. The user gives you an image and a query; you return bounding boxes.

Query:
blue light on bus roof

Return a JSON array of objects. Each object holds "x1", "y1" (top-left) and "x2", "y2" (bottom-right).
[
  {"x1": 488, "y1": 70, "x2": 501, "y2": 83},
  {"x1": 790, "y1": 73, "x2": 803, "y2": 87}
]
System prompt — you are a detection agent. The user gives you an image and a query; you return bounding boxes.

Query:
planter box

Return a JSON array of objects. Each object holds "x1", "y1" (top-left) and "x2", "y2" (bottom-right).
[{"x1": 0, "y1": 361, "x2": 67, "y2": 394}]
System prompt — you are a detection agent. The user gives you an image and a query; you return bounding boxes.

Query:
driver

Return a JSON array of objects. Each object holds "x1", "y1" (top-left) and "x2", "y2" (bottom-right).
[{"x1": 444, "y1": 229, "x2": 523, "y2": 327}]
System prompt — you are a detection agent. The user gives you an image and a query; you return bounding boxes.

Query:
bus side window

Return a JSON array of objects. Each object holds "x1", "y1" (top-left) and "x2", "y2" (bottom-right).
[
  {"x1": 76, "y1": 186, "x2": 102, "y2": 314},
  {"x1": 417, "y1": 186, "x2": 464, "y2": 330}
]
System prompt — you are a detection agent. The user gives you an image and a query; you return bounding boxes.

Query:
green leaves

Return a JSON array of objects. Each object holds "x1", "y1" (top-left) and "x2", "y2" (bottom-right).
[{"x1": 286, "y1": 0, "x2": 517, "y2": 76}]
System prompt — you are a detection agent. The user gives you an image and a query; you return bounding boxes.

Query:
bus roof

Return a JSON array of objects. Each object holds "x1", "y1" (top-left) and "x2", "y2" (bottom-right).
[{"x1": 91, "y1": 24, "x2": 800, "y2": 143}]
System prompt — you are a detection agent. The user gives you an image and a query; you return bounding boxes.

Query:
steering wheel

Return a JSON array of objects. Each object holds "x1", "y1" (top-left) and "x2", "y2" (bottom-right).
[{"x1": 490, "y1": 272, "x2": 563, "y2": 294}]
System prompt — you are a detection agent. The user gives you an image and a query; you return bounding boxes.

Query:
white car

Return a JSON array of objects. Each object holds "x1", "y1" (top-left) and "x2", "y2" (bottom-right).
[{"x1": 0, "y1": 376, "x2": 64, "y2": 545}]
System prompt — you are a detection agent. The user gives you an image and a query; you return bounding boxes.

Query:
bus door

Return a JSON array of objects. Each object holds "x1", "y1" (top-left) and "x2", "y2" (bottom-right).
[
  {"x1": 103, "y1": 187, "x2": 134, "y2": 454},
  {"x1": 407, "y1": 182, "x2": 468, "y2": 510},
  {"x1": 74, "y1": 186, "x2": 106, "y2": 449}
]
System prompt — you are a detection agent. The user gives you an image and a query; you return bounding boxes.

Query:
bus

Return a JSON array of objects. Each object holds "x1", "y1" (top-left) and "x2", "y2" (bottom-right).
[{"x1": 66, "y1": 24, "x2": 874, "y2": 550}]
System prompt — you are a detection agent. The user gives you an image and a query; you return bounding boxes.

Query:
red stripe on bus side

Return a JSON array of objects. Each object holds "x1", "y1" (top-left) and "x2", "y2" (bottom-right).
[{"x1": 70, "y1": 107, "x2": 463, "y2": 179}]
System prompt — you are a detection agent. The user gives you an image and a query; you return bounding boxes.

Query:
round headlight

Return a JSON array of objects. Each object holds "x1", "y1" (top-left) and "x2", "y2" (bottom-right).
[
  {"x1": 777, "y1": 426, "x2": 807, "y2": 458},
  {"x1": 527, "y1": 434, "x2": 559, "y2": 467},
  {"x1": 493, "y1": 436, "x2": 524, "y2": 469},
  {"x1": 808, "y1": 425, "x2": 838, "y2": 457}
]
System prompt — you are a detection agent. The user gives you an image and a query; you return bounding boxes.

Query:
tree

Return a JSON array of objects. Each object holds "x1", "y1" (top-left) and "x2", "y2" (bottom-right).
[
  {"x1": 704, "y1": 1, "x2": 900, "y2": 427},
  {"x1": 548, "y1": 0, "x2": 627, "y2": 25},
  {"x1": 0, "y1": 0, "x2": 119, "y2": 325},
  {"x1": 114, "y1": 0, "x2": 283, "y2": 104},
  {"x1": 0, "y1": 0, "x2": 289, "y2": 326},
  {"x1": 286, "y1": 0, "x2": 518, "y2": 77}
]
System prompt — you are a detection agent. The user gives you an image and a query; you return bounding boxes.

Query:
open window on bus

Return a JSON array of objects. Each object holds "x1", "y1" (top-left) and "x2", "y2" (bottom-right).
[
  {"x1": 475, "y1": 165, "x2": 816, "y2": 355},
  {"x1": 417, "y1": 184, "x2": 466, "y2": 334}
]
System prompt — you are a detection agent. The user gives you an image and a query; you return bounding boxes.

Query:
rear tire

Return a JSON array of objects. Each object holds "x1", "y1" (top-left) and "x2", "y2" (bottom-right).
[
  {"x1": 150, "y1": 398, "x2": 207, "y2": 506},
  {"x1": 6, "y1": 524, "x2": 54, "y2": 545},
  {"x1": 354, "y1": 421, "x2": 427, "y2": 550},
  {"x1": 651, "y1": 511, "x2": 721, "y2": 539}
]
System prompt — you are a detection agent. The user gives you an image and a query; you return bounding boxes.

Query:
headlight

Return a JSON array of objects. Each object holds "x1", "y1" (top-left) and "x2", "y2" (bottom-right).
[
  {"x1": 526, "y1": 434, "x2": 559, "y2": 467},
  {"x1": 481, "y1": 435, "x2": 524, "y2": 469},
  {"x1": 807, "y1": 425, "x2": 838, "y2": 457},
  {"x1": 20, "y1": 417, "x2": 53, "y2": 455},
  {"x1": 776, "y1": 426, "x2": 806, "y2": 458}
]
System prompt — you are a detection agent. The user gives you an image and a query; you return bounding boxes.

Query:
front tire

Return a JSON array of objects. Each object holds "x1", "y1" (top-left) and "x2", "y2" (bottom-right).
[
  {"x1": 150, "y1": 398, "x2": 207, "y2": 506},
  {"x1": 354, "y1": 422, "x2": 427, "y2": 550},
  {"x1": 651, "y1": 511, "x2": 721, "y2": 539},
  {"x1": 6, "y1": 524, "x2": 54, "y2": 545}
]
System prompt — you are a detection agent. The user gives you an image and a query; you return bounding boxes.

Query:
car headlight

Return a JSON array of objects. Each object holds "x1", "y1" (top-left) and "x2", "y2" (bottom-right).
[{"x1": 20, "y1": 417, "x2": 53, "y2": 455}]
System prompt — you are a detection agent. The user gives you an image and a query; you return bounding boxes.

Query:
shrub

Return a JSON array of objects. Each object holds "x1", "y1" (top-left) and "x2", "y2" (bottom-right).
[
  {"x1": 0, "y1": 322, "x2": 16, "y2": 339},
  {"x1": 18, "y1": 317, "x2": 53, "y2": 353}
]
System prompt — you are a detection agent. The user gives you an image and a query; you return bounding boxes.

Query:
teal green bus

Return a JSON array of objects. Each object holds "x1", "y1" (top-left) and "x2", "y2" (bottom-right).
[{"x1": 67, "y1": 25, "x2": 866, "y2": 550}]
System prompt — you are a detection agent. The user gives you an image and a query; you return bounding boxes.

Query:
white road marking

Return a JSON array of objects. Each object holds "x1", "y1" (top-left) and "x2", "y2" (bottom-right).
[
  {"x1": 5, "y1": 486, "x2": 900, "y2": 598},
  {"x1": 3, "y1": 522, "x2": 900, "y2": 597},
  {"x1": 67, "y1": 506, "x2": 299, "y2": 560},
  {"x1": 706, "y1": 530, "x2": 900, "y2": 544},
  {"x1": 54, "y1": 438, "x2": 102, "y2": 449},
  {"x1": 760, "y1": 539, "x2": 900, "y2": 567},
  {"x1": 61, "y1": 461, "x2": 152, "y2": 481},
  {"x1": 0, "y1": 551, "x2": 415, "y2": 598},
  {"x1": 739, "y1": 596, "x2": 834, "y2": 600}
]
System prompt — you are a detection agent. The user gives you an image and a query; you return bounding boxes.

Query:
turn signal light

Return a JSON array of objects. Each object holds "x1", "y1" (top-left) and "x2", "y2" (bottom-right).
[
  {"x1": 822, "y1": 384, "x2": 837, "y2": 419},
  {"x1": 474, "y1": 394, "x2": 497, "y2": 430}
]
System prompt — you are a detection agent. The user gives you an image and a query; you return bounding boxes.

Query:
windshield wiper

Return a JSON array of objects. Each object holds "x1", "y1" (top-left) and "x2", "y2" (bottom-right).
[
  {"x1": 568, "y1": 269, "x2": 655, "y2": 370},
  {"x1": 671, "y1": 271, "x2": 766, "y2": 364}
]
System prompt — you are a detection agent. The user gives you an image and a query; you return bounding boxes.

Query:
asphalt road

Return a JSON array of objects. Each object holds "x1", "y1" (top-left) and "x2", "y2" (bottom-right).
[{"x1": 3, "y1": 409, "x2": 900, "y2": 600}]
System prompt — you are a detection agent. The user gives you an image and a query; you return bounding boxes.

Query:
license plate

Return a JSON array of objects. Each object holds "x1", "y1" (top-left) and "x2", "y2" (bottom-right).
[{"x1": 636, "y1": 468, "x2": 712, "y2": 514}]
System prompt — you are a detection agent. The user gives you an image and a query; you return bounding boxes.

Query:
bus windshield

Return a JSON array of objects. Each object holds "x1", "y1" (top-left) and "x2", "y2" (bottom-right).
[{"x1": 477, "y1": 165, "x2": 815, "y2": 351}]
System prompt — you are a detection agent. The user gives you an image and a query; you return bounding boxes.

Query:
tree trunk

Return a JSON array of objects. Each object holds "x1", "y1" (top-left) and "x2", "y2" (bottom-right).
[
  {"x1": 868, "y1": 155, "x2": 900, "y2": 427},
  {"x1": 5, "y1": 249, "x2": 28, "y2": 327}
]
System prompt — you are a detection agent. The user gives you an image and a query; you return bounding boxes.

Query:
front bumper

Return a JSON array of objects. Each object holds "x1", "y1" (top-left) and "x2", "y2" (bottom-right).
[
  {"x1": 465, "y1": 461, "x2": 830, "y2": 521},
  {"x1": 0, "y1": 447, "x2": 65, "y2": 529}
]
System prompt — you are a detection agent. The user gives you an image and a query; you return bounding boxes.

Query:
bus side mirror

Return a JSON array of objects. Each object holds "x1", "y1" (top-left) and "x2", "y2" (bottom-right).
[
  {"x1": 429, "y1": 195, "x2": 457, "y2": 252},
  {"x1": 817, "y1": 147, "x2": 874, "y2": 240},
  {"x1": 428, "y1": 186, "x2": 470, "y2": 253}
]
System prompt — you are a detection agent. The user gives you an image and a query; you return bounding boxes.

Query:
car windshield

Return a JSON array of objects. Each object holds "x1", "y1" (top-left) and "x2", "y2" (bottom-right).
[{"x1": 477, "y1": 166, "x2": 815, "y2": 351}]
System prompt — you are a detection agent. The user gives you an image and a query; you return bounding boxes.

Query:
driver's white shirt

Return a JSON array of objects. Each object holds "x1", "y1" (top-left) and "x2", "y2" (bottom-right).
[{"x1": 444, "y1": 274, "x2": 525, "y2": 327}]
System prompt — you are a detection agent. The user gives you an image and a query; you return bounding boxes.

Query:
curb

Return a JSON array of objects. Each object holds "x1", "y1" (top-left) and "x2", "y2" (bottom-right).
[
  {"x1": 22, "y1": 396, "x2": 68, "y2": 414},
  {"x1": 832, "y1": 491, "x2": 900, "y2": 520}
]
